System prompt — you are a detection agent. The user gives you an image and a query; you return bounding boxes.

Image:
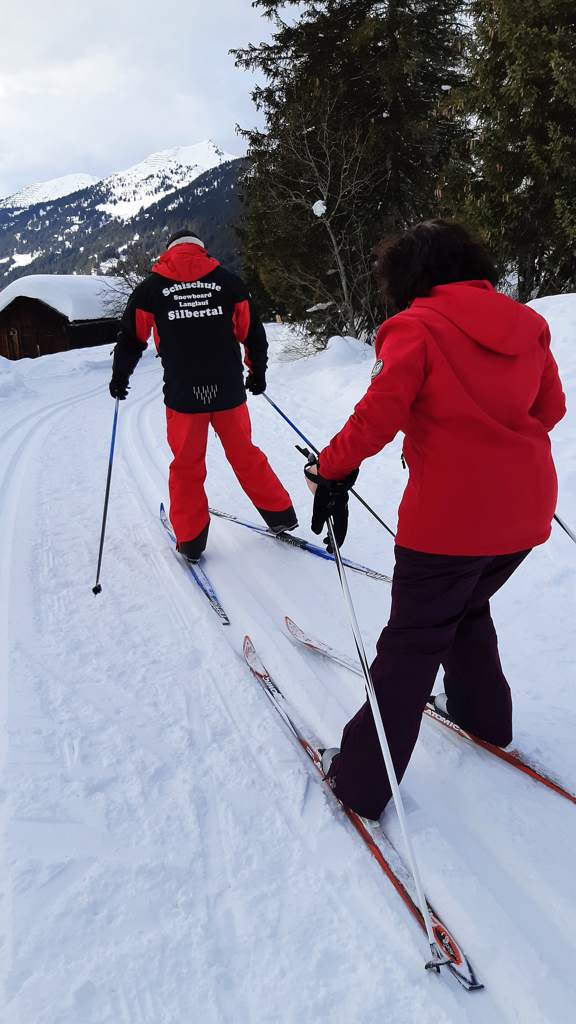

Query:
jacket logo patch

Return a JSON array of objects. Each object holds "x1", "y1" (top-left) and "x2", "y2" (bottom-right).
[
  {"x1": 192, "y1": 384, "x2": 219, "y2": 404},
  {"x1": 371, "y1": 359, "x2": 383, "y2": 380}
]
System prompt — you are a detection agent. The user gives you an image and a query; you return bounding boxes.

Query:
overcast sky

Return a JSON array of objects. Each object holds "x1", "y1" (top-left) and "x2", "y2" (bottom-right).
[{"x1": 0, "y1": 0, "x2": 290, "y2": 198}]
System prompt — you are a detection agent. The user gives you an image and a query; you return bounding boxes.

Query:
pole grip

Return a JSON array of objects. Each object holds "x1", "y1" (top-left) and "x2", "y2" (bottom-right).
[
  {"x1": 264, "y1": 393, "x2": 395, "y2": 539},
  {"x1": 289, "y1": 432, "x2": 391, "y2": 540}
]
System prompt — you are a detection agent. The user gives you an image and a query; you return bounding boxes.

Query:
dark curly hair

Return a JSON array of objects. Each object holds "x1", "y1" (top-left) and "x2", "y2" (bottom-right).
[{"x1": 375, "y1": 220, "x2": 499, "y2": 312}]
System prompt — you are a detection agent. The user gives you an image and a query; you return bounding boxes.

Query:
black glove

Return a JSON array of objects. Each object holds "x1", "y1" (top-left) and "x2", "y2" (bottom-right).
[
  {"x1": 109, "y1": 374, "x2": 130, "y2": 400},
  {"x1": 246, "y1": 372, "x2": 266, "y2": 395},
  {"x1": 109, "y1": 333, "x2": 144, "y2": 399},
  {"x1": 304, "y1": 459, "x2": 359, "y2": 551}
]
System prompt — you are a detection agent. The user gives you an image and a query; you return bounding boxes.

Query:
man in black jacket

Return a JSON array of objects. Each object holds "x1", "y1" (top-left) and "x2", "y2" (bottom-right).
[{"x1": 110, "y1": 229, "x2": 297, "y2": 560}]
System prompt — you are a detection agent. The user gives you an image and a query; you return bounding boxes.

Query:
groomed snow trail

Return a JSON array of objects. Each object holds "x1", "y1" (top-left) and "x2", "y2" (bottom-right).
[{"x1": 1, "y1": 302, "x2": 575, "y2": 1023}]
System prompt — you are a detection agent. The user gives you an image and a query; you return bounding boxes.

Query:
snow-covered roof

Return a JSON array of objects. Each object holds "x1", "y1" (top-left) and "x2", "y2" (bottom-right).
[{"x1": 0, "y1": 274, "x2": 129, "y2": 322}]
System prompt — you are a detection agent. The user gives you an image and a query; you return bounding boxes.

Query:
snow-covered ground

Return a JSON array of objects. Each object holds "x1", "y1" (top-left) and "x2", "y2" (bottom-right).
[{"x1": 0, "y1": 298, "x2": 574, "y2": 1023}]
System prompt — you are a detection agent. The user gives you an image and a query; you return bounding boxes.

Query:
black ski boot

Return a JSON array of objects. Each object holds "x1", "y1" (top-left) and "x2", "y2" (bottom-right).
[
  {"x1": 319, "y1": 747, "x2": 340, "y2": 777},
  {"x1": 257, "y1": 505, "x2": 298, "y2": 535},
  {"x1": 432, "y1": 693, "x2": 452, "y2": 721},
  {"x1": 177, "y1": 522, "x2": 209, "y2": 563}
]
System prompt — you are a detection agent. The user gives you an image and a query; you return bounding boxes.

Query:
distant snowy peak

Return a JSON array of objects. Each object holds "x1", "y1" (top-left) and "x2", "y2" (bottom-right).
[
  {"x1": 0, "y1": 173, "x2": 99, "y2": 210},
  {"x1": 0, "y1": 144, "x2": 243, "y2": 286},
  {"x1": 118, "y1": 142, "x2": 235, "y2": 180},
  {"x1": 96, "y1": 140, "x2": 236, "y2": 221},
  {"x1": 0, "y1": 141, "x2": 234, "y2": 219}
]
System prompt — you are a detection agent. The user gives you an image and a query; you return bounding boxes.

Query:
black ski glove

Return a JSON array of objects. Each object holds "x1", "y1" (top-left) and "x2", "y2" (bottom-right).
[
  {"x1": 304, "y1": 458, "x2": 359, "y2": 551},
  {"x1": 109, "y1": 334, "x2": 144, "y2": 400},
  {"x1": 109, "y1": 374, "x2": 130, "y2": 400},
  {"x1": 246, "y1": 372, "x2": 266, "y2": 395}
]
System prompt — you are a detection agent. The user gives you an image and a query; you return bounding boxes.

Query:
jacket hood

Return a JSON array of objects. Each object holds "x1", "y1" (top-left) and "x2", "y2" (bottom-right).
[
  {"x1": 152, "y1": 242, "x2": 220, "y2": 282},
  {"x1": 412, "y1": 280, "x2": 545, "y2": 355}
]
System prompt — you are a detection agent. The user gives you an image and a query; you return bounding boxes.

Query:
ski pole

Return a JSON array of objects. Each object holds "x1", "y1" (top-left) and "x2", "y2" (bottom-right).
[
  {"x1": 297, "y1": 445, "x2": 449, "y2": 975},
  {"x1": 554, "y1": 513, "x2": 576, "y2": 546},
  {"x1": 329, "y1": 517, "x2": 448, "y2": 973},
  {"x1": 262, "y1": 393, "x2": 396, "y2": 539},
  {"x1": 92, "y1": 399, "x2": 120, "y2": 595}
]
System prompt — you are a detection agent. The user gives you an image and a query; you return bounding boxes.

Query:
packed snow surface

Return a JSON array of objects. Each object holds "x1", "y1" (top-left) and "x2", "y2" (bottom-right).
[
  {"x1": 0, "y1": 174, "x2": 99, "y2": 210},
  {"x1": 0, "y1": 274, "x2": 129, "y2": 322},
  {"x1": 0, "y1": 296, "x2": 575, "y2": 1023}
]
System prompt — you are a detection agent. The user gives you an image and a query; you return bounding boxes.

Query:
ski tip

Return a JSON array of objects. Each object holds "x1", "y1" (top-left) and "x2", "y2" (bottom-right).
[
  {"x1": 243, "y1": 636, "x2": 269, "y2": 680},
  {"x1": 283, "y1": 615, "x2": 305, "y2": 643},
  {"x1": 428, "y1": 914, "x2": 484, "y2": 991},
  {"x1": 447, "y1": 959, "x2": 484, "y2": 992},
  {"x1": 243, "y1": 635, "x2": 256, "y2": 658}
]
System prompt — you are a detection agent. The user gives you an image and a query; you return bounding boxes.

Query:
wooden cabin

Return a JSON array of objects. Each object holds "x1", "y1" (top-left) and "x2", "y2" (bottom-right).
[{"x1": 0, "y1": 275, "x2": 128, "y2": 360}]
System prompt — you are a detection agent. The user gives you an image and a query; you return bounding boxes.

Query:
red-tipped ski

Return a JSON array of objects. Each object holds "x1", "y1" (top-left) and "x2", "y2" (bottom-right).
[
  {"x1": 284, "y1": 616, "x2": 576, "y2": 806},
  {"x1": 243, "y1": 635, "x2": 483, "y2": 992},
  {"x1": 284, "y1": 615, "x2": 360, "y2": 673},
  {"x1": 424, "y1": 704, "x2": 576, "y2": 805}
]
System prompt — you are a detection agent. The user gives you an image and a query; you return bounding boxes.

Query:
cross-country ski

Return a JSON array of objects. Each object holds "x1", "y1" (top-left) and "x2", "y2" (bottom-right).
[
  {"x1": 209, "y1": 506, "x2": 392, "y2": 581},
  {"x1": 242, "y1": 636, "x2": 483, "y2": 993},
  {"x1": 284, "y1": 615, "x2": 576, "y2": 805},
  {"x1": 160, "y1": 502, "x2": 230, "y2": 624}
]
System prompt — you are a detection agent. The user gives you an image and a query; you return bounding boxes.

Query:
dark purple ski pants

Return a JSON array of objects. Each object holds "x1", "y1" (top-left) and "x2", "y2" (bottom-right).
[{"x1": 331, "y1": 545, "x2": 531, "y2": 820}]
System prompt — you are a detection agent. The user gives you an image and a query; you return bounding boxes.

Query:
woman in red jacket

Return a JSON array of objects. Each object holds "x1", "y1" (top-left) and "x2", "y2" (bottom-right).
[{"x1": 306, "y1": 220, "x2": 566, "y2": 821}]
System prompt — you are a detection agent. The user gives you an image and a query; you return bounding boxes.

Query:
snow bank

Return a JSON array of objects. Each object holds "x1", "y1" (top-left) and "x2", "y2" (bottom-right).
[
  {"x1": 0, "y1": 355, "x2": 22, "y2": 397},
  {"x1": 529, "y1": 294, "x2": 576, "y2": 501},
  {"x1": 530, "y1": 293, "x2": 576, "y2": 395},
  {"x1": 320, "y1": 333, "x2": 373, "y2": 368}
]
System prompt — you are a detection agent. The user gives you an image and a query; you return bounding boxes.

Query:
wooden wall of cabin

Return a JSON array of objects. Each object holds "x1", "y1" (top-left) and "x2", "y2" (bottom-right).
[
  {"x1": 67, "y1": 319, "x2": 120, "y2": 352},
  {"x1": 0, "y1": 298, "x2": 121, "y2": 360},
  {"x1": 0, "y1": 298, "x2": 67, "y2": 359}
]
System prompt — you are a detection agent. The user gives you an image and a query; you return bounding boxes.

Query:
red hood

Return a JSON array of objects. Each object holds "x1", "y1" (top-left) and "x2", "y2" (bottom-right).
[
  {"x1": 152, "y1": 243, "x2": 220, "y2": 282},
  {"x1": 411, "y1": 280, "x2": 546, "y2": 355}
]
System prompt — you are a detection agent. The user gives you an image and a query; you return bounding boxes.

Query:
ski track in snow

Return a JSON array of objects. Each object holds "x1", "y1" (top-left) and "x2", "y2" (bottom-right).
[{"x1": 0, "y1": 312, "x2": 575, "y2": 1023}]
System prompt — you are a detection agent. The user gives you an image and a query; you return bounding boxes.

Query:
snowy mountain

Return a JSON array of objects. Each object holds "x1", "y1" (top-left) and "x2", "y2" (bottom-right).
[
  {"x1": 0, "y1": 142, "x2": 242, "y2": 284},
  {"x1": 95, "y1": 141, "x2": 235, "y2": 220},
  {"x1": 0, "y1": 173, "x2": 99, "y2": 210}
]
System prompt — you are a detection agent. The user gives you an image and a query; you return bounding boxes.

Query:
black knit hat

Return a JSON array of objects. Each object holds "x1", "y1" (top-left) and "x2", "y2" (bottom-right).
[{"x1": 167, "y1": 228, "x2": 204, "y2": 248}]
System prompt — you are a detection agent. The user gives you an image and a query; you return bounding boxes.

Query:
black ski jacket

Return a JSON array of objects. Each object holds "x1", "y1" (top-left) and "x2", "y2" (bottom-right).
[{"x1": 112, "y1": 243, "x2": 267, "y2": 413}]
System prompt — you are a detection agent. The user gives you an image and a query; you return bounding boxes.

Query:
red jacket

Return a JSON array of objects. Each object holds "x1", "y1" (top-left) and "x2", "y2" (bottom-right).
[
  {"x1": 319, "y1": 281, "x2": 566, "y2": 555},
  {"x1": 113, "y1": 243, "x2": 267, "y2": 413}
]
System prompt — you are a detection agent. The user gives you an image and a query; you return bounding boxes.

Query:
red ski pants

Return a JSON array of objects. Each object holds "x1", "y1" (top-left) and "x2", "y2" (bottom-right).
[{"x1": 166, "y1": 403, "x2": 291, "y2": 543}]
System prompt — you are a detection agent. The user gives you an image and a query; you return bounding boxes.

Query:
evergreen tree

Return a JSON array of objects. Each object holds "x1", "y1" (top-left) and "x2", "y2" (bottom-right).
[
  {"x1": 234, "y1": 0, "x2": 468, "y2": 338},
  {"x1": 461, "y1": 0, "x2": 576, "y2": 300}
]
